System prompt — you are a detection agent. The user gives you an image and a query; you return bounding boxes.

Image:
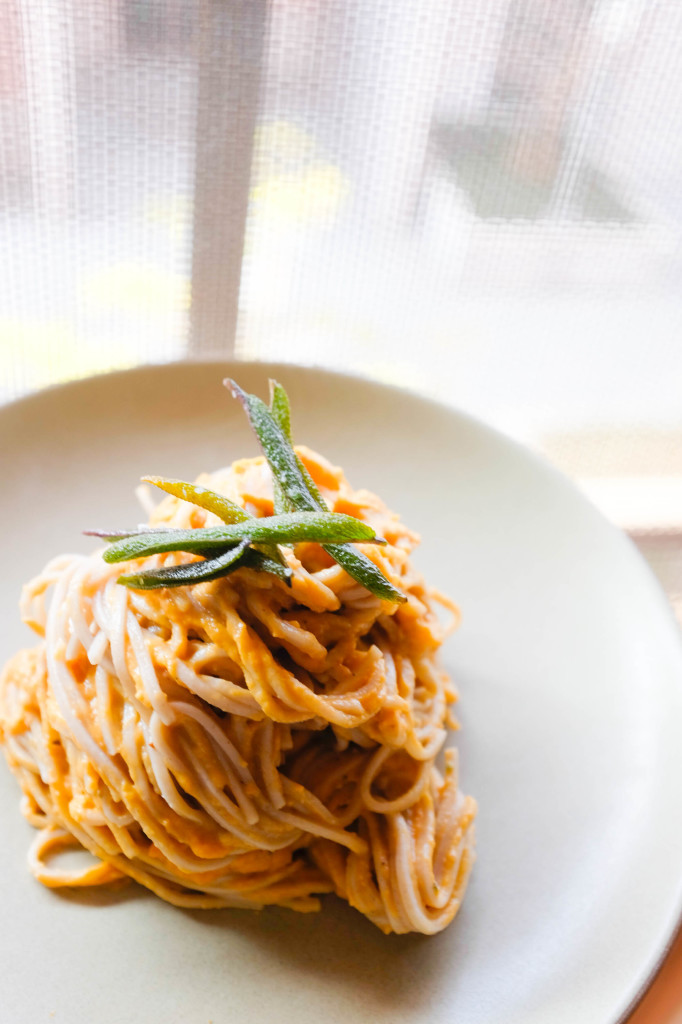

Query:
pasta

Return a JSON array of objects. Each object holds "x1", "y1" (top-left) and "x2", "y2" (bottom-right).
[{"x1": 0, "y1": 433, "x2": 476, "y2": 934}]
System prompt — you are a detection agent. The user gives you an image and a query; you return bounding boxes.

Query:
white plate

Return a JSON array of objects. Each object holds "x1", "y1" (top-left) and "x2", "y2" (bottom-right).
[{"x1": 1, "y1": 361, "x2": 682, "y2": 1024}]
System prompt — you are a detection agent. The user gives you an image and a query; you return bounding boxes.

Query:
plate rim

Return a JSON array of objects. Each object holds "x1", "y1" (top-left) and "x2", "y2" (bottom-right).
[{"x1": 2, "y1": 357, "x2": 682, "y2": 1024}]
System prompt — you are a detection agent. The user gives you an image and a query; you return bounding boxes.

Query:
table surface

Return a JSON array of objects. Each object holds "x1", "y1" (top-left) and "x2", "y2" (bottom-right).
[
  {"x1": 627, "y1": 925, "x2": 682, "y2": 1023},
  {"x1": 625, "y1": 534, "x2": 682, "y2": 1024}
]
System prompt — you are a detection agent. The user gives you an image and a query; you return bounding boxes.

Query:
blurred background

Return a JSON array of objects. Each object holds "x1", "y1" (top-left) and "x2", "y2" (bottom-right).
[{"x1": 1, "y1": 0, "x2": 682, "y2": 614}]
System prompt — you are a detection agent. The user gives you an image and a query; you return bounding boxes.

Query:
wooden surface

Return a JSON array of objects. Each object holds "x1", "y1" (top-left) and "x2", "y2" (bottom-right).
[
  {"x1": 627, "y1": 538, "x2": 682, "y2": 1024},
  {"x1": 627, "y1": 927, "x2": 682, "y2": 1023}
]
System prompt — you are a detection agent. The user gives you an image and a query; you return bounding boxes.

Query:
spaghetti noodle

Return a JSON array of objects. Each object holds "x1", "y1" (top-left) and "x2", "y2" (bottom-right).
[{"x1": 0, "y1": 440, "x2": 476, "y2": 934}]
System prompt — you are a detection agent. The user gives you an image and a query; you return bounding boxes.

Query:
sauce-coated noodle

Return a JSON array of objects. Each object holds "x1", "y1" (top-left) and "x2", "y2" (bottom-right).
[{"x1": 0, "y1": 445, "x2": 476, "y2": 933}]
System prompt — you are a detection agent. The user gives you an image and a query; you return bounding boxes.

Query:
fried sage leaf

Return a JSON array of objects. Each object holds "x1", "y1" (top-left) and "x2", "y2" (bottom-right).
[
  {"x1": 142, "y1": 476, "x2": 250, "y2": 524},
  {"x1": 227, "y1": 379, "x2": 319, "y2": 513},
  {"x1": 240, "y1": 547, "x2": 293, "y2": 584},
  {"x1": 268, "y1": 380, "x2": 292, "y2": 516},
  {"x1": 323, "y1": 543, "x2": 406, "y2": 603},
  {"x1": 268, "y1": 380, "x2": 291, "y2": 445},
  {"x1": 103, "y1": 512, "x2": 378, "y2": 565},
  {"x1": 268, "y1": 378, "x2": 327, "y2": 512},
  {"x1": 117, "y1": 541, "x2": 249, "y2": 590},
  {"x1": 256, "y1": 378, "x2": 403, "y2": 602},
  {"x1": 142, "y1": 474, "x2": 286, "y2": 568}
]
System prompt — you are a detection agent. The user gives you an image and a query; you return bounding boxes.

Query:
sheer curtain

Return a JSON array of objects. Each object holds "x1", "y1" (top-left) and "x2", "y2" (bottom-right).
[{"x1": 1, "y1": 0, "x2": 682, "y2": 592}]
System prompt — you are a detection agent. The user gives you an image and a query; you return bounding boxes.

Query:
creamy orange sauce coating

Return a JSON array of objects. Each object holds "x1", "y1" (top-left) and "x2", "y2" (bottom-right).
[{"x1": 0, "y1": 446, "x2": 476, "y2": 934}]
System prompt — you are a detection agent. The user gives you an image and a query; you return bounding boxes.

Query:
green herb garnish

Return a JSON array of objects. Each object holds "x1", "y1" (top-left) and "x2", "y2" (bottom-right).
[
  {"x1": 88, "y1": 380, "x2": 406, "y2": 601},
  {"x1": 227, "y1": 379, "x2": 407, "y2": 603},
  {"x1": 102, "y1": 513, "x2": 379, "y2": 564}
]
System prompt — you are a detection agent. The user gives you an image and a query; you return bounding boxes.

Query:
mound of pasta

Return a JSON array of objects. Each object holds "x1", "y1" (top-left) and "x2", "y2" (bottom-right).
[{"x1": 0, "y1": 389, "x2": 476, "y2": 935}]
